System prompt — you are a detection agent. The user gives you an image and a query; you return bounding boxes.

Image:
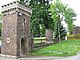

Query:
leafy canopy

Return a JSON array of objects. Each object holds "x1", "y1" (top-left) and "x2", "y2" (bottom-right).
[{"x1": 50, "y1": 0, "x2": 76, "y2": 32}]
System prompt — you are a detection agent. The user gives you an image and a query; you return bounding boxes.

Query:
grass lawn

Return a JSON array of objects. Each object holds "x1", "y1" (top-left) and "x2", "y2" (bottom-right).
[{"x1": 32, "y1": 40, "x2": 80, "y2": 57}]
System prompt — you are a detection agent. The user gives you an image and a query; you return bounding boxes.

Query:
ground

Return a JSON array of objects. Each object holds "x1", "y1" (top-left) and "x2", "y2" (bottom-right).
[
  {"x1": 32, "y1": 40, "x2": 80, "y2": 57},
  {"x1": 0, "y1": 40, "x2": 80, "y2": 60},
  {"x1": 0, "y1": 54, "x2": 80, "y2": 60}
]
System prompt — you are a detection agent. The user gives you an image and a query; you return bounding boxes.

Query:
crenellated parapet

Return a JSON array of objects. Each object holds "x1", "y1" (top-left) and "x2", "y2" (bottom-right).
[
  {"x1": 1, "y1": 1, "x2": 33, "y2": 57},
  {"x1": 1, "y1": 1, "x2": 32, "y2": 16}
]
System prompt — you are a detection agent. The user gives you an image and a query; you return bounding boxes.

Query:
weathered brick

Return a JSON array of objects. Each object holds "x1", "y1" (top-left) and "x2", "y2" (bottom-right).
[{"x1": 1, "y1": 1, "x2": 33, "y2": 57}]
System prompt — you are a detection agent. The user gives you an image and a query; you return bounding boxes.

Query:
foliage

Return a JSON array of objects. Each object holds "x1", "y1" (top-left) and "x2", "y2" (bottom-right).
[
  {"x1": 0, "y1": 14, "x2": 2, "y2": 36},
  {"x1": 0, "y1": 14, "x2": 2, "y2": 20},
  {"x1": 32, "y1": 40, "x2": 80, "y2": 57},
  {"x1": 49, "y1": 0, "x2": 76, "y2": 41},
  {"x1": 20, "y1": 0, "x2": 54, "y2": 37},
  {"x1": 20, "y1": 0, "x2": 76, "y2": 38},
  {"x1": 55, "y1": 21, "x2": 67, "y2": 40},
  {"x1": 50, "y1": 0, "x2": 76, "y2": 32}
]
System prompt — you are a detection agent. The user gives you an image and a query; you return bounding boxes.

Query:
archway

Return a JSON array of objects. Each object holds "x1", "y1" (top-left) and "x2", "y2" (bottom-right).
[{"x1": 21, "y1": 37, "x2": 27, "y2": 55}]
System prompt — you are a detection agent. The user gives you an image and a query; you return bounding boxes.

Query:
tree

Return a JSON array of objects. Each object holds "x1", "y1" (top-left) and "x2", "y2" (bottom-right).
[
  {"x1": 50, "y1": 0, "x2": 76, "y2": 43},
  {"x1": 20, "y1": 0, "x2": 41, "y2": 37},
  {"x1": 0, "y1": 14, "x2": 2, "y2": 36},
  {"x1": 20, "y1": 0, "x2": 54, "y2": 43},
  {"x1": 55, "y1": 21, "x2": 67, "y2": 40},
  {"x1": 29, "y1": 0, "x2": 46, "y2": 37}
]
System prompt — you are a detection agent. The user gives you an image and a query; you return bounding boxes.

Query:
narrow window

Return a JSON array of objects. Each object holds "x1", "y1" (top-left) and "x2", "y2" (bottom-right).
[
  {"x1": 23, "y1": 19, "x2": 26, "y2": 27},
  {"x1": 22, "y1": 19, "x2": 26, "y2": 32}
]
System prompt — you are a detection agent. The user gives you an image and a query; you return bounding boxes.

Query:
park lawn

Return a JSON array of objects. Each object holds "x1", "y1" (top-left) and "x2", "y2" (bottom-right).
[{"x1": 32, "y1": 40, "x2": 80, "y2": 57}]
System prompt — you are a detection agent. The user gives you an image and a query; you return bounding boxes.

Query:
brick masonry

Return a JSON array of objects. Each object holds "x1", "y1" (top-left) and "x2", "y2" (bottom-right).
[{"x1": 1, "y1": 1, "x2": 33, "y2": 57}]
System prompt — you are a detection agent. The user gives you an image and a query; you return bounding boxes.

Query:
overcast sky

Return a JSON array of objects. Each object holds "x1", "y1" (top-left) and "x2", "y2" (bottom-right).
[{"x1": 0, "y1": 0, "x2": 80, "y2": 27}]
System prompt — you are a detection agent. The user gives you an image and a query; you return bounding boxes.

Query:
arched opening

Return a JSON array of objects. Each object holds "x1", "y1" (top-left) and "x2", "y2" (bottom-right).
[{"x1": 21, "y1": 37, "x2": 27, "y2": 55}]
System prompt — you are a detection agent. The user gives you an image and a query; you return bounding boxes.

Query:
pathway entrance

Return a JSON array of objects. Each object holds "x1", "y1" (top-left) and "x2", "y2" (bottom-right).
[{"x1": 21, "y1": 37, "x2": 27, "y2": 56}]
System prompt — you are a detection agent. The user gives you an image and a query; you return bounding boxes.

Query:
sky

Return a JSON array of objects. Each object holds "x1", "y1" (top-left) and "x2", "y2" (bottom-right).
[{"x1": 0, "y1": 0, "x2": 80, "y2": 27}]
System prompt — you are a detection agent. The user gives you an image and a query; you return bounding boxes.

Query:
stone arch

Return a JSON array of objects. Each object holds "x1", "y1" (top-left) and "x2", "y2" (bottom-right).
[{"x1": 20, "y1": 36, "x2": 28, "y2": 56}]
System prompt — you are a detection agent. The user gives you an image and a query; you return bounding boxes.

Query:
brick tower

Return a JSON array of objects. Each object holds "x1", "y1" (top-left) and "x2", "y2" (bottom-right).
[{"x1": 1, "y1": 1, "x2": 32, "y2": 57}]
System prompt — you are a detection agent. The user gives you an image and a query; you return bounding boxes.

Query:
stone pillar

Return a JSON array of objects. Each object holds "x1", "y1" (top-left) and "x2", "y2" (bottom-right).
[{"x1": 45, "y1": 29, "x2": 53, "y2": 44}]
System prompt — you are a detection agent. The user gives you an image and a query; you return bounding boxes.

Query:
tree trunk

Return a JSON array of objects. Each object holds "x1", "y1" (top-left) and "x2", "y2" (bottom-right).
[{"x1": 45, "y1": 29, "x2": 53, "y2": 44}]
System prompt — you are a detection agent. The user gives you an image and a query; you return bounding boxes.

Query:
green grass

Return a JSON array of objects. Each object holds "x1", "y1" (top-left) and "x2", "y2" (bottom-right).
[{"x1": 32, "y1": 40, "x2": 80, "y2": 57}]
